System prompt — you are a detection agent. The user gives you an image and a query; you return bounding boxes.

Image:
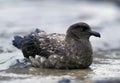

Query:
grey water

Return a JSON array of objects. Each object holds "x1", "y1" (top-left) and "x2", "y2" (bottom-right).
[{"x1": 0, "y1": 0, "x2": 120, "y2": 83}]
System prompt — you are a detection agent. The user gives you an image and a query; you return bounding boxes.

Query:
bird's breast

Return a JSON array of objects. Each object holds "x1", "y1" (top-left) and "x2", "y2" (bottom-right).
[{"x1": 65, "y1": 38, "x2": 93, "y2": 68}]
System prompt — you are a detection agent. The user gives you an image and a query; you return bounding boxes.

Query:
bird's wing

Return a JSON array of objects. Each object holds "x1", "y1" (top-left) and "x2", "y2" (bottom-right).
[{"x1": 47, "y1": 33, "x2": 66, "y2": 55}]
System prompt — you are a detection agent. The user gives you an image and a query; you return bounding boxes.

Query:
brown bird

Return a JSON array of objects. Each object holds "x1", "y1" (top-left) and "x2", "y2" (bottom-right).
[{"x1": 12, "y1": 22, "x2": 100, "y2": 69}]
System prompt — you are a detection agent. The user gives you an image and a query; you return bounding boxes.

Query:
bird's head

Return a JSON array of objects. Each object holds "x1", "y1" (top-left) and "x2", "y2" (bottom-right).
[{"x1": 66, "y1": 22, "x2": 100, "y2": 39}]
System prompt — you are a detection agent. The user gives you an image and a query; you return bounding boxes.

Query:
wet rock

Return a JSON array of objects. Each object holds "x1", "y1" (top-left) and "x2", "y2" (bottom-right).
[{"x1": 58, "y1": 78, "x2": 71, "y2": 83}]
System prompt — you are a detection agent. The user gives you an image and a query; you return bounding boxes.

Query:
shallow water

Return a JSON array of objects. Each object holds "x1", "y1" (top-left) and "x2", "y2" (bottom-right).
[{"x1": 0, "y1": 0, "x2": 120, "y2": 83}]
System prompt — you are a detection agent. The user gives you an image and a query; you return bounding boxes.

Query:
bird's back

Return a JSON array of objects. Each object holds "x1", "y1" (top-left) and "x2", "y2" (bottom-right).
[
  {"x1": 36, "y1": 33, "x2": 66, "y2": 57},
  {"x1": 20, "y1": 29, "x2": 66, "y2": 58}
]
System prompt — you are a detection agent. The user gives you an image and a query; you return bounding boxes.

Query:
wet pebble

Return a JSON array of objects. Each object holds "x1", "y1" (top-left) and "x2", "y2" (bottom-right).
[{"x1": 58, "y1": 78, "x2": 71, "y2": 83}]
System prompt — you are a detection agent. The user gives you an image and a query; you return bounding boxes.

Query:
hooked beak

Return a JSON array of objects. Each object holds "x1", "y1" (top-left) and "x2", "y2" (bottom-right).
[{"x1": 89, "y1": 30, "x2": 101, "y2": 37}]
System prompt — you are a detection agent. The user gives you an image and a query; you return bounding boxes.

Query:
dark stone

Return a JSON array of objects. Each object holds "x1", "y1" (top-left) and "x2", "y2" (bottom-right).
[{"x1": 58, "y1": 78, "x2": 71, "y2": 83}]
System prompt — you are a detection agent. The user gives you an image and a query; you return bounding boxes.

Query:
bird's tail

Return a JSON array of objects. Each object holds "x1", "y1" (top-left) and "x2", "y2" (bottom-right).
[{"x1": 12, "y1": 36, "x2": 23, "y2": 49}]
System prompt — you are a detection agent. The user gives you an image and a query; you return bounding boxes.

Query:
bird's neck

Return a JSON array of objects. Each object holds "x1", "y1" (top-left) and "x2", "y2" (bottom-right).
[
  {"x1": 65, "y1": 35, "x2": 91, "y2": 46},
  {"x1": 65, "y1": 36, "x2": 93, "y2": 67}
]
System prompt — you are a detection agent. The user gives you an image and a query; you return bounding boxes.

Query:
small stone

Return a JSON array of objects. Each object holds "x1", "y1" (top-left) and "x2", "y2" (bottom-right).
[{"x1": 58, "y1": 78, "x2": 71, "y2": 83}]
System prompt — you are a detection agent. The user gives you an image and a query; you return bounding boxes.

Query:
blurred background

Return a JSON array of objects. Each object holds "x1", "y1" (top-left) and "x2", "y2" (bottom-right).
[{"x1": 0, "y1": 0, "x2": 120, "y2": 83}]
